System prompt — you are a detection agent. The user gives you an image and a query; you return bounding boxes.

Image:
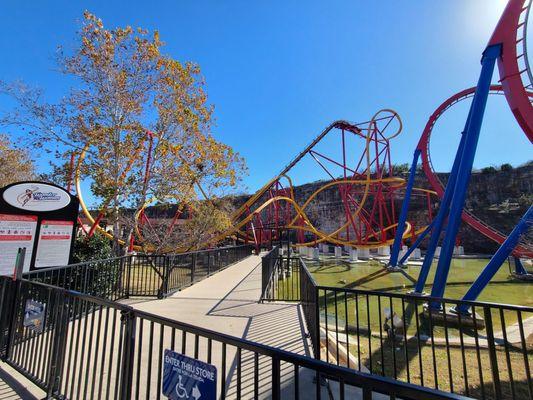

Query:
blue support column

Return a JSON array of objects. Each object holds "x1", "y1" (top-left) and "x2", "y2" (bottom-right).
[
  {"x1": 413, "y1": 132, "x2": 466, "y2": 293},
  {"x1": 513, "y1": 256, "x2": 528, "y2": 275},
  {"x1": 430, "y1": 44, "x2": 502, "y2": 309},
  {"x1": 398, "y1": 218, "x2": 436, "y2": 265},
  {"x1": 456, "y1": 206, "x2": 532, "y2": 314},
  {"x1": 389, "y1": 149, "x2": 421, "y2": 268}
]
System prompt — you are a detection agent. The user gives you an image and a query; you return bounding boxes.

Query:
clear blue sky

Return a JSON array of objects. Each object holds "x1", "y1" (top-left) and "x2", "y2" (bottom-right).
[{"x1": 0, "y1": 0, "x2": 531, "y2": 196}]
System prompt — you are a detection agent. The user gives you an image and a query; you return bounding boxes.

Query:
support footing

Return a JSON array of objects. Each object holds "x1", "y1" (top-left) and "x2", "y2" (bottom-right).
[
  {"x1": 423, "y1": 304, "x2": 485, "y2": 330},
  {"x1": 511, "y1": 273, "x2": 533, "y2": 281}
]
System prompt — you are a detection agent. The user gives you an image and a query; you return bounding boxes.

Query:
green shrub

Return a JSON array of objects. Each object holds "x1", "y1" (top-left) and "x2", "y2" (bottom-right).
[{"x1": 72, "y1": 232, "x2": 113, "y2": 263}]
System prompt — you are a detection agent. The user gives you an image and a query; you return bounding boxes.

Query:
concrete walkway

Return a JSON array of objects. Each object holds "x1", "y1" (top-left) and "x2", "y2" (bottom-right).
[
  {"x1": 131, "y1": 255, "x2": 311, "y2": 353},
  {"x1": 129, "y1": 255, "x2": 334, "y2": 399},
  {"x1": 0, "y1": 363, "x2": 43, "y2": 400}
]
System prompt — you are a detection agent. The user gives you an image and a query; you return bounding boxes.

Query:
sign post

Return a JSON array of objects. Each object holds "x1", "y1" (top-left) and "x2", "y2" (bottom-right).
[{"x1": 13, "y1": 247, "x2": 25, "y2": 280}]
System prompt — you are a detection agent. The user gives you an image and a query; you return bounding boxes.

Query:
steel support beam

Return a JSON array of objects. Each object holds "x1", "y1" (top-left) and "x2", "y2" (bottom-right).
[
  {"x1": 389, "y1": 149, "x2": 421, "y2": 268},
  {"x1": 456, "y1": 205, "x2": 532, "y2": 314},
  {"x1": 413, "y1": 132, "x2": 467, "y2": 293},
  {"x1": 430, "y1": 44, "x2": 502, "y2": 309},
  {"x1": 513, "y1": 256, "x2": 528, "y2": 275}
]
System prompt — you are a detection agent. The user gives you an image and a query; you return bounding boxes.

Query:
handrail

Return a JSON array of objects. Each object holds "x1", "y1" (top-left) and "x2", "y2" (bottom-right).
[
  {"x1": 22, "y1": 255, "x2": 129, "y2": 276},
  {"x1": 2, "y1": 275, "x2": 469, "y2": 400},
  {"x1": 315, "y1": 283, "x2": 533, "y2": 313}
]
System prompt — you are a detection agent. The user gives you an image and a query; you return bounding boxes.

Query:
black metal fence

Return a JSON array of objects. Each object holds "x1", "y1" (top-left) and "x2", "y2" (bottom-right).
[
  {"x1": 260, "y1": 246, "x2": 279, "y2": 301},
  {"x1": 318, "y1": 286, "x2": 533, "y2": 400},
  {"x1": 22, "y1": 256, "x2": 129, "y2": 301},
  {"x1": 261, "y1": 250, "x2": 304, "y2": 302},
  {"x1": 0, "y1": 275, "x2": 469, "y2": 400},
  {"x1": 261, "y1": 254, "x2": 533, "y2": 400},
  {"x1": 23, "y1": 245, "x2": 253, "y2": 300},
  {"x1": 164, "y1": 245, "x2": 253, "y2": 296},
  {"x1": 300, "y1": 259, "x2": 320, "y2": 359}
]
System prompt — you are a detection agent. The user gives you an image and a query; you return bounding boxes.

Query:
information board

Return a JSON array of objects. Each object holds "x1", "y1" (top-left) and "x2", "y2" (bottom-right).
[
  {"x1": 35, "y1": 220, "x2": 74, "y2": 268},
  {"x1": 0, "y1": 181, "x2": 79, "y2": 271},
  {"x1": 0, "y1": 214, "x2": 37, "y2": 275},
  {"x1": 162, "y1": 350, "x2": 217, "y2": 400}
]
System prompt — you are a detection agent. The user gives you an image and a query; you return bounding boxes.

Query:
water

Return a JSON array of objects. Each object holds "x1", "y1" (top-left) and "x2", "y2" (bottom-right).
[{"x1": 305, "y1": 256, "x2": 533, "y2": 307}]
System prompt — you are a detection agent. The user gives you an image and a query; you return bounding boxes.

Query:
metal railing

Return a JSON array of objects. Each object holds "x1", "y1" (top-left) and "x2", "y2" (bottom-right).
[
  {"x1": 299, "y1": 259, "x2": 320, "y2": 359},
  {"x1": 23, "y1": 245, "x2": 254, "y2": 300},
  {"x1": 0, "y1": 275, "x2": 469, "y2": 400},
  {"x1": 261, "y1": 247, "x2": 302, "y2": 302},
  {"x1": 23, "y1": 256, "x2": 129, "y2": 301},
  {"x1": 164, "y1": 245, "x2": 253, "y2": 296},
  {"x1": 260, "y1": 246, "x2": 280, "y2": 301},
  {"x1": 318, "y1": 286, "x2": 533, "y2": 400},
  {"x1": 262, "y1": 254, "x2": 533, "y2": 400}
]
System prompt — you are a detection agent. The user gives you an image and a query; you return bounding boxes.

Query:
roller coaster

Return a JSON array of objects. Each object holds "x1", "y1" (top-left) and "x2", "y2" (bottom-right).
[
  {"x1": 74, "y1": 0, "x2": 533, "y2": 306},
  {"x1": 223, "y1": 109, "x2": 437, "y2": 250}
]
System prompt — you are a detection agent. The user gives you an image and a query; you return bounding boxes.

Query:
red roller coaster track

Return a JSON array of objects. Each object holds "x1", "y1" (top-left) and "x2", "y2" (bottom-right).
[{"x1": 489, "y1": 0, "x2": 533, "y2": 141}]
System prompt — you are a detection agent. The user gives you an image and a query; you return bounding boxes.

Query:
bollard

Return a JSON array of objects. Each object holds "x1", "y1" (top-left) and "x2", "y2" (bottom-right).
[
  {"x1": 378, "y1": 246, "x2": 390, "y2": 256},
  {"x1": 358, "y1": 247, "x2": 370, "y2": 259},
  {"x1": 349, "y1": 248, "x2": 358, "y2": 262}
]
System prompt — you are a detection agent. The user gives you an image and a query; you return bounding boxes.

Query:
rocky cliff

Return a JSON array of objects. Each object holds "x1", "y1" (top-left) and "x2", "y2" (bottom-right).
[{"x1": 233, "y1": 163, "x2": 532, "y2": 254}]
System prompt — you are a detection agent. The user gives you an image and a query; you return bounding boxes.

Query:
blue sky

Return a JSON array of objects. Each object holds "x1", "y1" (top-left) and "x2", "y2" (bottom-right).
[{"x1": 0, "y1": 0, "x2": 530, "y2": 197}]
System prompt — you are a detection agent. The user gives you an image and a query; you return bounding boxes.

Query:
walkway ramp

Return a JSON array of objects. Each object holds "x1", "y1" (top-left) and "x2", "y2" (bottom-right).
[{"x1": 129, "y1": 255, "x2": 339, "y2": 399}]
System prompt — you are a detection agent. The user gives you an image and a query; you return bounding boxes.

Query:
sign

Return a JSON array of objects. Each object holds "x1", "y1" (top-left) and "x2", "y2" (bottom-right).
[
  {"x1": 0, "y1": 181, "x2": 79, "y2": 271},
  {"x1": 3, "y1": 182, "x2": 71, "y2": 212},
  {"x1": 162, "y1": 350, "x2": 217, "y2": 400},
  {"x1": 23, "y1": 299, "x2": 46, "y2": 333},
  {"x1": 35, "y1": 220, "x2": 74, "y2": 268},
  {"x1": 0, "y1": 214, "x2": 37, "y2": 275}
]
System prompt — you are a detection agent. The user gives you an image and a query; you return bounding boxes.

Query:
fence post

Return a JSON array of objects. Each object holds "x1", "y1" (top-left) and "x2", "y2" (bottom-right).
[
  {"x1": 272, "y1": 356, "x2": 281, "y2": 400},
  {"x1": 191, "y1": 253, "x2": 197, "y2": 283},
  {"x1": 125, "y1": 256, "x2": 132, "y2": 299},
  {"x1": 484, "y1": 306, "x2": 502, "y2": 399},
  {"x1": 45, "y1": 291, "x2": 70, "y2": 398},
  {"x1": 161, "y1": 256, "x2": 169, "y2": 297},
  {"x1": 314, "y1": 286, "x2": 320, "y2": 360},
  {"x1": 1, "y1": 248, "x2": 26, "y2": 361},
  {"x1": 118, "y1": 257, "x2": 126, "y2": 299},
  {"x1": 119, "y1": 309, "x2": 137, "y2": 400},
  {"x1": 207, "y1": 251, "x2": 211, "y2": 275},
  {"x1": 0, "y1": 279, "x2": 16, "y2": 360}
]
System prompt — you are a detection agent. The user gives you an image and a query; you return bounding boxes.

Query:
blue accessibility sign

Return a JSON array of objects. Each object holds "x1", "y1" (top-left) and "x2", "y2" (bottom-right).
[
  {"x1": 23, "y1": 299, "x2": 46, "y2": 333},
  {"x1": 162, "y1": 349, "x2": 217, "y2": 400}
]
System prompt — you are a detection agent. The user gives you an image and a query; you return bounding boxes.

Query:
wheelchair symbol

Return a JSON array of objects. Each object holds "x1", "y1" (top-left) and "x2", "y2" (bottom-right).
[{"x1": 175, "y1": 376, "x2": 189, "y2": 399}]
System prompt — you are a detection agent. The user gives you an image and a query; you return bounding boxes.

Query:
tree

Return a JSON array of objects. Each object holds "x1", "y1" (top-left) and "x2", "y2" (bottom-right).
[
  {"x1": 0, "y1": 12, "x2": 246, "y2": 253},
  {"x1": 0, "y1": 134, "x2": 35, "y2": 187},
  {"x1": 134, "y1": 199, "x2": 235, "y2": 252},
  {"x1": 500, "y1": 163, "x2": 513, "y2": 172},
  {"x1": 481, "y1": 166, "x2": 497, "y2": 174},
  {"x1": 391, "y1": 163, "x2": 410, "y2": 175}
]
